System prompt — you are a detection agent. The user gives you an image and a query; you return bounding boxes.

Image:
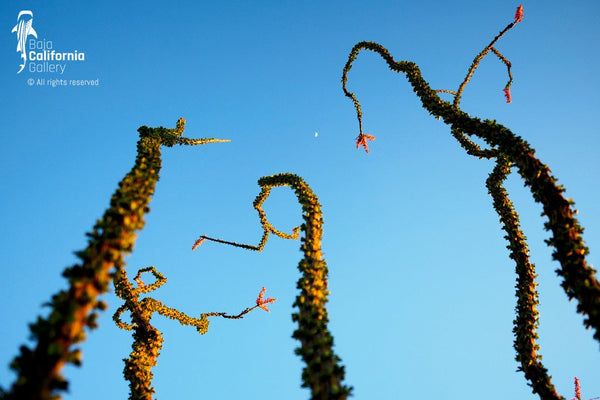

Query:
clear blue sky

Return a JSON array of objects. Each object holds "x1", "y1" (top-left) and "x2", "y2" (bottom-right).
[{"x1": 1, "y1": 1, "x2": 598, "y2": 399}]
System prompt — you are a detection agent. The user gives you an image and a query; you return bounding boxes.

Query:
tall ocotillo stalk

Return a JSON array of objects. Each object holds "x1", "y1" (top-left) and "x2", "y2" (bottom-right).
[
  {"x1": 197, "y1": 173, "x2": 352, "y2": 400},
  {"x1": 486, "y1": 155, "x2": 559, "y2": 399},
  {"x1": 1, "y1": 119, "x2": 229, "y2": 400},
  {"x1": 342, "y1": 5, "x2": 598, "y2": 400}
]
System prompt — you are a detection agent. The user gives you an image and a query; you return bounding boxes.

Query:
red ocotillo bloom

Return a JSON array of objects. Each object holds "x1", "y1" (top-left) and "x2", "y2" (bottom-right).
[
  {"x1": 503, "y1": 86, "x2": 512, "y2": 103},
  {"x1": 256, "y1": 287, "x2": 277, "y2": 312},
  {"x1": 356, "y1": 132, "x2": 376, "y2": 153},
  {"x1": 515, "y1": 4, "x2": 524, "y2": 23},
  {"x1": 572, "y1": 377, "x2": 582, "y2": 400},
  {"x1": 192, "y1": 235, "x2": 207, "y2": 251}
]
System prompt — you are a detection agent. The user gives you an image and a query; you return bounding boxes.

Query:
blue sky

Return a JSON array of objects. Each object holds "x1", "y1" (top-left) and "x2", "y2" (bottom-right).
[{"x1": 1, "y1": 1, "x2": 598, "y2": 399}]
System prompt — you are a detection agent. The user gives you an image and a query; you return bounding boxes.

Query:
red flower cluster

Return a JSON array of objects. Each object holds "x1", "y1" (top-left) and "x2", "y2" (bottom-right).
[
  {"x1": 515, "y1": 4, "x2": 524, "y2": 23},
  {"x1": 192, "y1": 236, "x2": 207, "y2": 251},
  {"x1": 256, "y1": 287, "x2": 277, "y2": 312},
  {"x1": 572, "y1": 377, "x2": 581, "y2": 400},
  {"x1": 356, "y1": 133, "x2": 376, "y2": 153},
  {"x1": 503, "y1": 86, "x2": 512, "y2": 103}
]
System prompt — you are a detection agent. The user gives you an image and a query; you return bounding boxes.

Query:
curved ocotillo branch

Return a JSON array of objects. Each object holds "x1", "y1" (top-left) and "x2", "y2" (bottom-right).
[
  {"x1": 192, "y1": 183, "x2": 301, "y2": 251},
  {"x1": 1, "y1": 118, "x2": 229, "y2": 400},
  {"x1": 487, "y1": 156, "x2": 562, "y2": 400},
  {"x1": 197, "y1": 173, "x2": 352, "y2": 400},
  {"x1": 454, "y1": 119, "x2": 558, "y2": 397},
  {"x1": 341, "y1": 22, "x2": 599, "y2": 348},
  {"x1": 346, "y1": 9, "x2": 519, "y2": 157},
  {"x1": 112, "y1": 266, "x2": 272, "y2": 400}
]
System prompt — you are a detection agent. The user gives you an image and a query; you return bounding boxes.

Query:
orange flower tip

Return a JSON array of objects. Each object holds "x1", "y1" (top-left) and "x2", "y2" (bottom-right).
[
  {"x1": 256, "y1": 287, "x2": 267, "y2": 305},
  {"x1": 502, "y1": 87, "x2": 512, "y2": 103},
  {"x1": 514, "y1": 4, "x2": 524, "y2": 23},
  {"x1": 573, "y1": 377, "x2": 581, "y2": 400},
  {"x1": 256, "y1": 288, "x2": 277, "y2": 311},
  {"x1": 192, "y1": 235, "x2": 207, "y2": 251},
  {"x1": 355, "y1": 133, "x2": 375, "y2": 153}
]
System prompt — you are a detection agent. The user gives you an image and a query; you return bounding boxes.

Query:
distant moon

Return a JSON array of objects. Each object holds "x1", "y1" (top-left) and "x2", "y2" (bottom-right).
[{"x1": 314, "y1": 132, "x2": 318, "y2": 137}]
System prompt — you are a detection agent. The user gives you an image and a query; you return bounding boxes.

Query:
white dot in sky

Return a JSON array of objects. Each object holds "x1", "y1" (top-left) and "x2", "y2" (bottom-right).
[{"x1": 314, "y1": 132, "x2": 318, "y2": 137}]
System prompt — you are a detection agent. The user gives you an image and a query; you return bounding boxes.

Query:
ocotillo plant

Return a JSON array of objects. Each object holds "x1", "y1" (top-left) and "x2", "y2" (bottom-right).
[
  {"x1": 1, "y1": 5, "x2": 597, "y2": 400},
  {"x1": 0, "y1": 119, "x2": 229, "y2": 400},
  {"x1": 198, "y1": 173, "x2": 352, "y2": 400},
  {"x1": 113, "y1": 265, "x2": 276, "y2": 400},
  {"x1": 342, "y1": 4, "x2": 599, "y2": 400}
]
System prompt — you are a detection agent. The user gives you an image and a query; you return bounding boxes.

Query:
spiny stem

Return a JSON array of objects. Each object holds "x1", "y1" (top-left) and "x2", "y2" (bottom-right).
[
  {"x1": 199, "y1": 173, "x2": 352, "y2": 400},
  {"x1": 453, "y1": 20, "x2": 518, "y2": 107},
  {"x1": 341, "y1": 6, "x2": 599, "y2": 399},
  {"x1": 114, "y1": 265, "x2": 272, "y2": 400},
  {"x1": 487, "y1": 156, "x2": 562, "y2": 400},
  {"x1": 2, "y1": 118, "x2": 228, "y2": 400}
]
